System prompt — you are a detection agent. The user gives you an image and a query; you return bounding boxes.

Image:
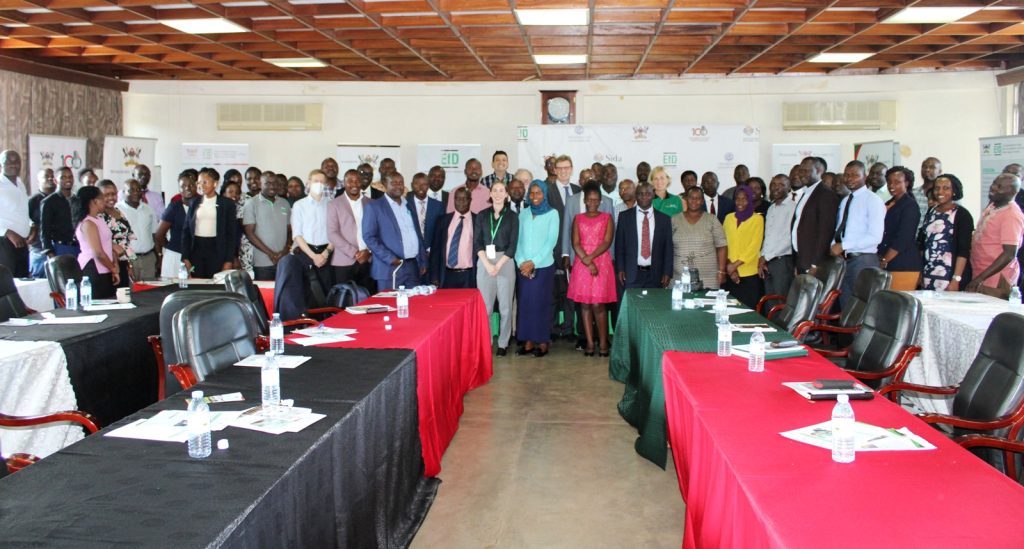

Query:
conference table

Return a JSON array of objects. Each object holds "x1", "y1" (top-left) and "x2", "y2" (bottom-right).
[
  {"x1": 662, "y1": 349, "x2": 1024, "y2": 548},
  {"x1": 609, "y1": 288, "x2": 792, "y2": 468},
  {"x1": 0, "y1": 346, "x2": 437, "y2": 547}
]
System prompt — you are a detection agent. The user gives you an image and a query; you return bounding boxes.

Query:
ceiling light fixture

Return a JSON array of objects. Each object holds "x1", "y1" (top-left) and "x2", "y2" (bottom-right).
[
  {"x1": 161, "y1": 18, "x2": 248, "y2": 34},
  {"x1": 265, "y1": 57, "x2": 327, "y2": 68},
  {"x1": 516, "y1": 9, "x2": 588, "y2": 26},
  {"x1": 882, "y1": 7, "x2": 981, "y2": 24},
  {"x1": 534, "y1": 54, "x2": 587, "y2": 65},
  {"x1": 808, "y1": 52, "x2": 873, "y2": 63}
]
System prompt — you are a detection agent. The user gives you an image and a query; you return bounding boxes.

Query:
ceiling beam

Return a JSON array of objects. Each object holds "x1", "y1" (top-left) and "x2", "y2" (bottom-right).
[
  {"x1": 344, "y1": 0, "x2": 450, "y2": 78},
  {"x1": 729, "y1": 1, "x2": 841, "y2": 74},
  {"x1": 423, "y1": 0, "x2": 495, "y2": 77},
  {"x1": 584, "y1": 0, "x2": 595, "y2": 79},
  {"x1": 683, "y1": 0, "x2": 757, "y2": 75},
  {"x1": 508, "y1": 0, "x2": 542, "y2": 80},
  {"x1": 633, "y1": 0, "x2": 676, "y2": 77},
  {"x1": 0, "y1": 52, "x2": 129, "y2": 91}
]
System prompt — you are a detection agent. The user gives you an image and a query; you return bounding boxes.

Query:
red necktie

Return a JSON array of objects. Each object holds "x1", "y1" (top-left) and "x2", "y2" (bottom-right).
[
  {"x1": 641, "y1": 210, "x2": 651, "y2": 260},
  {"x1": 709, "y1": 199, "x2": 716, "y2": 215}
]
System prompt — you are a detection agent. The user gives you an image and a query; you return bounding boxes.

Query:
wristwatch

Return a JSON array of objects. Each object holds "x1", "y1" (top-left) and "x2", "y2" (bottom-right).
[{"x1": 952, "y1": 275, "x2": 963, "y2": 282}]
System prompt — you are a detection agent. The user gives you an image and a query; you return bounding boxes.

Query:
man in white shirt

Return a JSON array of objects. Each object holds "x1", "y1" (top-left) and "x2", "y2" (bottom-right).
[
  {"x1": 291, "y1": 169, "x2": 334, "y2": 295},
  {"x1": 0, "y1": 150, "x2": 30, "y2": 277},
  {"x1": 116, "y1": 179, "x2": 158, "y2": 281},
  {"x1": 758, "y1": 174, "x2": 797, "y2": 303}
]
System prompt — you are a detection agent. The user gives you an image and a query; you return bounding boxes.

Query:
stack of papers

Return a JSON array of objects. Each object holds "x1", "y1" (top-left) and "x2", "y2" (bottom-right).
[
  {"x1": 231, "y1": 406, "x2": 325, "y2": 435},
  {"x1": 693, "y1": 297, "x2": 740, "y2": 307},
  {"x1": 732, "y1": 323, "x2": 776, "y2": 333},
  {"x1": 782, "y1": 381, "x2": 871, "y2": 400},
  {"x1": 734, "y1": 344, "x2": 808, "y2": 360},
  {"x1": 780, "y1": 421, "x2": 935, "y2": 451},
  {"x1": 234, "y1": 354, "x2": 311, "y2": 369},
  {"x1": 345, "y1": 304, "x2": 395, "y2": 315},
  {"x1": 704, "y1": 307, "x2": 749, "y2": 316},
  {"x1": 290, "y1": 327, "x2": 357, "y2": 346},
  {"x1": 105, "y1": 410, "x2": 242, "y2": 442},
  {"x1": 85, "y1": 303, "x2": 136, "y2": 311}
]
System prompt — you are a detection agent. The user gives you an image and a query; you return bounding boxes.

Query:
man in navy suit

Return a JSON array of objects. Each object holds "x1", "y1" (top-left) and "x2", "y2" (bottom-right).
[
  {"x1": 429, "y1": 187, "x2": 477, "y2": 289},
  {"x1": 615, "y1": 183, "x2": 673, "y2": 296},
  {"x1": 406, "y1": 172, "x2": 444, "y2": 282},
  {"x1": 362, "y1": 172, "x2": 427, "y2": 291},
  {"x1": 699, "y1": 171, "x2": 735, "y2": 223}
]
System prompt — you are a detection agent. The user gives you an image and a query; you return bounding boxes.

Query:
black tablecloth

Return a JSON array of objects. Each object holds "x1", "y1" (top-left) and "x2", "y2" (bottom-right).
[
  {"x1": 0, "y1": 284, "x2": 223, "y2": 426},
  {"x1": 0, "y1": 346, "x2": 437, "y2": 548}
]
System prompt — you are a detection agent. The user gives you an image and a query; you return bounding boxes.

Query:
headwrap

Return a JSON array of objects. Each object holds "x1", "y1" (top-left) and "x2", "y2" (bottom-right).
[
  {"x1": 733, "y1": 184, "x2": 755, "y2": 226},
  {"x1": 528, "y1": 179, "x2": 553, "y2": 216}
]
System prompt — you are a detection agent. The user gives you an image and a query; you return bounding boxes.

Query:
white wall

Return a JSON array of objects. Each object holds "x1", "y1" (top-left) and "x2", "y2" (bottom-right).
[{"x1": 124, "y1": 71, "x2": 1007, "y2": 216}]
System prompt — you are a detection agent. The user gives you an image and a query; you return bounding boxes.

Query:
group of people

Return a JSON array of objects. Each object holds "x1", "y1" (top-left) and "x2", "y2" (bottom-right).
[{"x1": 2, "y1": 147, "x2": 1022, "y2": 358}]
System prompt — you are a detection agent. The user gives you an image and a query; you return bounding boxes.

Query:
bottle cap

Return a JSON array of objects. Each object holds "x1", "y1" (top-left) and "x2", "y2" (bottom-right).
[
  {"x1": 192, "y1": 390, "x2": 203, "y2": 399},
  {"x1": 837, "y1": 394, "x2": 849, "y2": 403}
]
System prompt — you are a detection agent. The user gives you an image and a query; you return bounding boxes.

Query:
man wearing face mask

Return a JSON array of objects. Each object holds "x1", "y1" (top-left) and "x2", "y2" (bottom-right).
[{"x1": 291, "y1": 169, "x2": 335, "y2": 295}]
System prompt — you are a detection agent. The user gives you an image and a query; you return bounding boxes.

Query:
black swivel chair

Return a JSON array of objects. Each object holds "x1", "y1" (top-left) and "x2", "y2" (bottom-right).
[
  {"x1": 169, "y1": 297, "x2": 261, "y2": 388},
  {"x1": 812, "y1": 256, "x2": 846, "y2": 316},
  {"x1": 882, "y1": 312, "x2": 1024, "y2": 471},
  {"x1": 1, "y1": 410, "x2": 99, "y2": 474},
  {"x1": 757, "y1": 274, "x2": 822, "y2": 334},
  {"x1": 794, "y1": 267, "x2": 892, "y2": 345},
  {"x1": 44, "y1": 255, "x2": 82, "y2": 309},
  {"x1": 0, "y1": 265, "x2": 33, "y2": 322},
  {"x1": 225, "y1": 269, "x2": 339, "y2": 330}
]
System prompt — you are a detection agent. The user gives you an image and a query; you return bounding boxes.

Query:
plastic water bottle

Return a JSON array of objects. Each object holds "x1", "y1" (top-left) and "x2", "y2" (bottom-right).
[
  {"x1": 717, "y1": 321, "x2": 732, "y2": 357},
  {"x1": 64, "y1": 279, "x2": 78, "y2": 311},
  {"x1": 261, "y1": 351, "x2": 280, "y2": 415},
  {"x1": 397, "y1": 285, "x2": 410, "y2": 319},
  {"x1": 187, "y1": 390, "x2": 212, "y2": 459},
  {"x1": 178, "y1": 262, "x2": 189, "y2": 288},
  {"x1": 671, "y1": 279, "x2": 684, "y2": 311},
  {"x1": 831, "y1": 394, "x2": 856, "y2": 463},
  {"x1": 269, "y1": 313, "x2": 284, "y2": 355},
  {"x1": 79, "y1": 276, "x2": 92, "y2": 308},
  {"x1": 681, "y1": 267, "x2": 691, "y2": 295},
  {"x1": 747, "y1": 329, "x2": 765, "y2": 373},
  {"x1": 1010, "y1": 287, "x2": 1022, "y2": 310}
]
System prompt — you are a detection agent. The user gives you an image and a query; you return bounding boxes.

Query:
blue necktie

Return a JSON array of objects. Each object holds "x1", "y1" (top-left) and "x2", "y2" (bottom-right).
[{"x1": 448, "y1": 216, "x2": 464, "y2": 268}]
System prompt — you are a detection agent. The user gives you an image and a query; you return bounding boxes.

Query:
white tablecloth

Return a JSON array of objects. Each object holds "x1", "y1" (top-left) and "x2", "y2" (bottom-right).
[
  {"x1": 902, "y1": 291, "x2": 1015, "y2": 415},
  {"x1": 14, "y1": 278, "x2": 53, "y2": 313},
  {"x1": 0, "y1": 340, "x2": 82, "y2": 458}
]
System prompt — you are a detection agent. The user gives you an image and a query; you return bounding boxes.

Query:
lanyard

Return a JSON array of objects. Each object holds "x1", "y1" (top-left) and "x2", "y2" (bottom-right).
[{"x1": 489, "y1": 210, "x2": 504, "y2": 241}]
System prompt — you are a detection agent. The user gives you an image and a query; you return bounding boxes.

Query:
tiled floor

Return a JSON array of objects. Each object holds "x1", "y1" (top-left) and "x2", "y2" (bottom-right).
[{"x1": 412, "y1": 340, "x2": 685, "y2": 548}]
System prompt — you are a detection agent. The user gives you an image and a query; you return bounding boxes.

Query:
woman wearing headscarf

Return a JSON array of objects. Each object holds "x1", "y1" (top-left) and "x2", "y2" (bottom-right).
[
  {"x1": 722, "y1": 184, "x2": 765, "y2": 309},
  {"x1": 514, "y1": 180, "x2": 560, "y2": 358},
  {"x1": 879, "y1": 166, "x2": 922, "y2": 290},
  {"x1": 74, "y1": 186, "x2": 119, "y2": 298},
  {"x1": 919, "y1": 173, "x2": 973, "y2": 291}
]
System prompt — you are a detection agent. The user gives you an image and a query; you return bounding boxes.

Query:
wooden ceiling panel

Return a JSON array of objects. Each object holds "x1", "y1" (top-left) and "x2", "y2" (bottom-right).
[{"x1": 0, "y1": 1, "x2": 1020, "y2": 80}]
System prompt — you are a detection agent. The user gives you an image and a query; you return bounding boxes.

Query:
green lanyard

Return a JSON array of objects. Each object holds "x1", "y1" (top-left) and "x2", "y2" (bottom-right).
[{"x1": 489, "y1": 210, "x2": 504, "y2": 241}]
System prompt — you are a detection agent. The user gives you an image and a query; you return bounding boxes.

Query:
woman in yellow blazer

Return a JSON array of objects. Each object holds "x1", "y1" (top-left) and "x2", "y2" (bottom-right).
[{"x1": 722, "y1": 184, "x2": 765, "y2": 309}]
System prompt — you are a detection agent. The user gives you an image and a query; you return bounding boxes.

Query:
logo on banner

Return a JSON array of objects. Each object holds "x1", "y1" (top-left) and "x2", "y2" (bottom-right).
[
  {"x1": 690, "y1": 125, "x2": 709, "y2": 141},
  {"x1": 743, "y1": 125, "x2": 760, "y2": 137},
  {"x1": 632, "y1": 126, "x2": 649, "y2": 141},
  {"x1": 663, "y1": 152, "x2": 678, "y2": 167},
  {"x1": 517, "y1": 126, "x2": 529, "y2": 141},
  {"x1": 61, "y1": 151, "x2": 83, "y2": 169},
  {"x1": 39, "y1": 151, "x2": 55, "y2": 168},
  {"x1": 440, "y1": 150, "x2": 460, "y2": 168},
  {"x1": 724, "y1": 152, "x2": 734, "y2": 162},
  {"x1": 358, "y1": 154, "x2": 379, "y2": 167},
  {"x1": 574, "y1": 125, "x2": 585, "y2": 136},
  {"x1": 982, "y1": 143, "x2": 992, "y2": 156},
  {"x1": 594, "y1": 153, "x2": 622, "y2": 163},
  {"x1": 122, "y1": 146, "x2": 143, "y2": 168}
]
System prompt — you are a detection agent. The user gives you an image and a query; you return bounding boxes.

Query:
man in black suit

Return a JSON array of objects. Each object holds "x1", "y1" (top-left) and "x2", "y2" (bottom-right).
[
  {"x1": 791, "y1": 156, "x2": 840, "y2": 275},
  {"x1": 407, "y1": 172, "x2": 444, "y2": 282},
  {"x1": 429, "y1": 187, "x2": 476, "y2": 289},
  {"x1": 509, "y1": 170, "x2": 529, "y2": 213},
  {"x1": 615, "y1": 183, "x2": 673, "y2": 296},
  {"x1": 700, "y1": 171, "x2": 735, "y2": 223},
  {"x1": 427, "y1": 165, "x2": 449, "y2": 205},
  {"x1": 546, "y1": 155, "x2": 581, "y2": 339},
  {"x1": 39, "y1": 166, "x2": 80, "y2": 259}
]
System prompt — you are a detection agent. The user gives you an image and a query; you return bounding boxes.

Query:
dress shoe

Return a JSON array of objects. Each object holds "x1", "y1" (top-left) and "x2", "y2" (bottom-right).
[
  {"x1": 515, "y1": 346, "x2": 533, "y2": 356},
  {"x1": 496, "y1": 347, "x2": 507, "y2": 357},
  {"x1": 533, "y1": 347, "x2": 548, "y2": 358}
]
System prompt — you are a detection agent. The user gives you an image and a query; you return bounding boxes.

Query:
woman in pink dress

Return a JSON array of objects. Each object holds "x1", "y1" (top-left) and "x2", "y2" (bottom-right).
[{"x1": 568, "y1": 183, "x2": 617, "y2": 357}]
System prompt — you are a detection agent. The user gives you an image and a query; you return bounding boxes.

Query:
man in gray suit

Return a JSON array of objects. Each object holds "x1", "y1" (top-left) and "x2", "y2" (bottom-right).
[
  {"x1": 327, "y1": 169, "x2": 375, "y2": 292},
  {"x1": 546, "y1": 155, "x2": 581, "y2": 340}
]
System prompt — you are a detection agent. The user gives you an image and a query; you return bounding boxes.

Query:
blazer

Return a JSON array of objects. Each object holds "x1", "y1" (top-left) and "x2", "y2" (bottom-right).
[
  {"x1": 545, "y1": 181, "x2": 581, "y2": 265},
  {"x1": 39, "y1": 192, "x2": 78, "y2": 254},
  {"x1": 700, "y1": 194, "x2": 736, "y2": 224},
  {"x1": 794, "y1": 183, "x2": 840, "y2": 272},
  {"x1": 405, "y1": 193, "x2": 445, "y2": 251},
  {"x1": 429, "y1": 212, "x2": 477, "y2": 287},
  {"x1": 561, "y1": 192, "x2": 616, "y2": 261},
  {"x1": 181, "y1": 194, "x2": 238, "y2": 266},
  {"x1": 362, "y1": 196, "x2": 426, "y2": 283},
  {"x1": 326, "y1": 194, "x2": 370, "y2": 267},
  {"x1": 879, "y1": 192, "x2": 923, "y2": 272},
  {"x1": 614, "y1": 207, "x2": 673, "y2": 286}
]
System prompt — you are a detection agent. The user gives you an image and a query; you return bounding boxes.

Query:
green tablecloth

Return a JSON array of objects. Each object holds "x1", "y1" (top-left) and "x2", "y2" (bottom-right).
[{"x1": 609, "y1": 288, "x2": 792, "y2": 468}]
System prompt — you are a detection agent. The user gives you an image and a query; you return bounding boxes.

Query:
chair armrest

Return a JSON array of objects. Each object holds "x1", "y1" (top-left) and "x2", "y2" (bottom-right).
[
  {"x1": 25, "y1": 308, "x2": 36, "y2": 315},
  {"x1": 918, "y1": 412, "x2": 1023, "y2": 432},
  {"x1": 814, "y1": 348, "x2": 849, "y2": 358},
  {"x1": 810, "y1": 324, "x2": 861, "y2": 335},
  {"x1": 818, "y1": 289, "x2": 840, "y2": 314},
  {"x1": 756, "y1": 294, "x2": 786, "y2": 315},
  {"x1": 815, "y1": 312, "x2": 840, "y2": 322},
  {"x1": 168, "y1": 363, "x2": 197, "y2": 391},
  {"x1": 793, "y1": 320, "x2": 813, "y2": 339},
  {"x1": 880, "y1": 381, "x2": 958, "y2": 403},
  {"x1": 956, "y1": 434, "x2": 1024, "y2": 453},
  {"x1": 50, "y1": 291, "x2": 65, "y2": 309},
  {"x1": 842, "y1": 345, "x2": 922, "y2": 382},
  {"x1": 256, "y1": 335, "x2": 270, "y2": 353},
  {"x1": 148, "y1": 335, "x2": 166, "y2": 400},
  {"x1": 305, "y1": 306, "x2": 343, "y2": 316},
  {"x1": 0, "y1": 410, "x2": 99, "y2": 433},
  {"x1": 6, "y1": 453, "x2": 37, "y2": 474},
  {"x1": 766, "y1": 303, "x2": 785, "y2": 321},
  {"x1": 283, "y1": 319, "x2": 318, "y2": 329}
]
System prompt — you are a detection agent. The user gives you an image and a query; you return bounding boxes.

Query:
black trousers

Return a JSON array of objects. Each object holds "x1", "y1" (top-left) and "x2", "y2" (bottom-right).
[
  {"x1": 190, "y1": 236, "x2": 224, "y2": 278},
  {"x1": 442, "y1": 269, "x2": 475, "y2": 289},
  {"x1": 0, "y1": 237, "x2": 28, "y2": 278},
  {"x1": 294, "y1": 246, "x2": 334, "y2": 299},
  {"x1": 727, "y1": 274, "x2": 764, "y2": 310},
  {"x1": 334, "y1": 262, "x2": 376, "y2": 294},
  {"x1": 254, "y1": 266, "x2": 277, "y2": 281},
  {"x1": 81, "y1": 259, "x2": 116, "y2": 299}
]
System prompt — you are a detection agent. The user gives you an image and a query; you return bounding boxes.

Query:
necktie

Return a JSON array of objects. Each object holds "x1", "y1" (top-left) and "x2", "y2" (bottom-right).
[
  {"x1": 709, "y1": 198, "x2": 716, "y2": 216},
  {"x1": 448, "y1": 216, "x2": 463, "y2": 268},
  {"x1": 418, "y1": 200, "x2": 426, "y2": 236},
  {"x1": 835, "y1": 194, "x2": 854, "y2": 243},
  {"x1": 564, "y1": 185, "x2": 571, "y2": 204},
  {"x1": 640, "y1": 210, "x2": 651, "y2": 260}
]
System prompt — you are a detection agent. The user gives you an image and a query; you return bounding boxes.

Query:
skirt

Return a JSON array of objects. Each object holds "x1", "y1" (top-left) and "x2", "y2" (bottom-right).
[
  {"x1": 516, "y1": 264, "x2": 555, "y2": 344},
  {"x1": 889, "y1": 271, "x2": 921, "y2": 291}
]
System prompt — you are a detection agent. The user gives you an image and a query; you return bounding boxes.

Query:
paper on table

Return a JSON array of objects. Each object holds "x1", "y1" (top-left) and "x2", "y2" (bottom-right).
[
  {"x1": 38, "y1": 314, "x2": 108, "y2": 325},
  {"x1": 85, "y1": 303, "x2": 137, "y2": 311},
  {"x1": 0, "y1": 318, "x2": 39, "y2": 326},
  {"x1": 230, "y1": 406, "x2": 325, "y2": 435},
  {"x1": 233, "y1": 354, "x2": 311, "y2": 369},
  {"x1": 345, "y1": 305, "x2": 395, "y2": 315},
  {"x1": 291, "y1": 334, "x2": 355, "y2": 346},
  {"x1": 732, "y1": 323, "x2": 776, "y2": 333},
  {"x1": 782, "y1": 382, "x2": 869, "y2": 399},
  {"x1": 703, "y1": 307, "x2": 749, "y2": 316},
  {"x1": 693, "y1": 298, "x2": 740, "y2": 307},
  {"x1": 292, "y1": 327, "x2": 357, "y2": 337},
  {"x1": 104, "y1": 410, "x2": 242, "y2": 442},
  {"x1": 779, "y1": 421, "x2": 935, "y2": 452}
]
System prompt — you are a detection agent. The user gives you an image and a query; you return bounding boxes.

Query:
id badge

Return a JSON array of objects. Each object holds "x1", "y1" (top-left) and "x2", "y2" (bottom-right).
[{"x1": 486, "y1": 244, "x2": 497, "y2": 260}]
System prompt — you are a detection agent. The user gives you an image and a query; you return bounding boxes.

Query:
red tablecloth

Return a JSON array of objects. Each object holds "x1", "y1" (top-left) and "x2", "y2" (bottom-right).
[
  {"x1": 662, "y1": 351, "x2": 1024, "y2": 548},
  {"x1": 292, "y1": 289, "x2": 493, "y2": 477},
  {"x1": 133, "y1": 282, "x2": 274, "y2": 315}
]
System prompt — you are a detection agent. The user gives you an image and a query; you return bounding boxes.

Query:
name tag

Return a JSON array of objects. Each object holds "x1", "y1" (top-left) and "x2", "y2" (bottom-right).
[{"x1": 486, "y1": 244, "x2": 497, "y2": 260}]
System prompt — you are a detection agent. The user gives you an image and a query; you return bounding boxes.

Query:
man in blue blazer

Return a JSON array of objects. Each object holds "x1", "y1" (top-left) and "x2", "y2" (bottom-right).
[
  {"x1": 699, "y1": 171, "x2": 735, "y2": 223},
  {"x1": 615, "y1": 183, "x2": 673, "y2": 296},
  {"x1": 362, "y1": 172, "x2": 427, "y2": 291},
  {"x1": 406, "y1": 172, "x2": 444, "y2": 282}
]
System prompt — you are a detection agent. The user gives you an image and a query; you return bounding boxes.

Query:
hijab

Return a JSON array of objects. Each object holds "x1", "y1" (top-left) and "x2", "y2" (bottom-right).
[
  {"x1": 733, "y1": 184, "x2": 755, "y2": 226},
  {"x1": 528, "y1": 179, "x2": 553, "y2": 216}
]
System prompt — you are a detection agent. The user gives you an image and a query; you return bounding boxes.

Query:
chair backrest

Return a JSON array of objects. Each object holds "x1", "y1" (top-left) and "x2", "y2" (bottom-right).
[
  {"x1": 840, "y1": 267, "x2": 892, "y2": 328},
  {"x1": 0, "y1": 265, "x2": 29, "y2": 322},
  {"x1": 325, "y1": 281, "x2": 371, "y2": 309},
  {"x1": 774, "y1": 274, "x2": 822, "y2": 333},
  {"x1": 159, "y1": 290, "x2": 251, "y2": 365},
  {"x1": 224, "y1": 269, "x2": 270, "y2": 333},
  {"x1": 813, "y1": 256, "x2": 845, "y2": 302},
  {"x1": 273, "y1": 254, "x2": 307, "y2": 321},
  {"x1": 953, "y1": 313, "x2": 1024, "y2": 427},
  {"x1": 845, "y1": 291, "x2": 921, "y2": 381},
  {"x1": 172, "y1": 297, "x2": 259, "y2": 383},
  {"x1": 44, "y1": 255, "x2": 82, "y2": 295}
]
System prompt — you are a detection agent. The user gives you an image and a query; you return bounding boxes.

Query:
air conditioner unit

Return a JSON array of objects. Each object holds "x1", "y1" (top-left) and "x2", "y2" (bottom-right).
[
  {"x1": 782, "y1": 101, "x2": 897, "y2": 131},
  {"x1": 217, "y1": 103, "x2": 323, "y2": 131}
]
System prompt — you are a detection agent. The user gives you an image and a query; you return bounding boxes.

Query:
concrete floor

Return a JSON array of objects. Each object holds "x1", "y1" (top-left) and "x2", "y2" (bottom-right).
[{"x1": 412, "y1": 340, "x2": 685, "y2": 548}]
